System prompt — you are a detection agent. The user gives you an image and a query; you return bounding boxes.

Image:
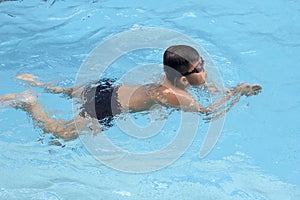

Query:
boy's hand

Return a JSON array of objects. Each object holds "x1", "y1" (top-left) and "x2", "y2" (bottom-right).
[{"x1": 236, "y1": 83, "x2": 262, "y2": 96}]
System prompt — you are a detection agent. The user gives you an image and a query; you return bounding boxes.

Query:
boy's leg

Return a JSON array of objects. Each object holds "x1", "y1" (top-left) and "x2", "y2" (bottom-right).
[
  {"x1": 15, "y1": 73, "x2": 83, "y2": 98},
  {"x1": 0, "y1": 90, "x2": 37, "y2": 109},
  {"x1": 0, "y1": 90, "x2": 95, "y2": 140}
]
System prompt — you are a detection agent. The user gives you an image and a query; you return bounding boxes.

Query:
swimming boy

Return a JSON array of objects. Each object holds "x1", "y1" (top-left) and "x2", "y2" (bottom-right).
[{"x1": 0, "y1": 45, "x2": 262, "y2": 140}]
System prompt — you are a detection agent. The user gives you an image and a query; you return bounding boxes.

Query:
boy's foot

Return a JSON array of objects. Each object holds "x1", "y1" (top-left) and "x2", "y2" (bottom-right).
[
  {"x1": 15, "y1": 73, "x2": 43, "y2": 86},
  {"x1": 0, "y1": 90, "x2": 37, "y2": 109}
]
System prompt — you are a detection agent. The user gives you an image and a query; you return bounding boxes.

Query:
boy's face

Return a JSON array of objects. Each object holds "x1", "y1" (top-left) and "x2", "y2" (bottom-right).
[{"x1": 184, "y1": 58, "x2": 207, "y2": 86}]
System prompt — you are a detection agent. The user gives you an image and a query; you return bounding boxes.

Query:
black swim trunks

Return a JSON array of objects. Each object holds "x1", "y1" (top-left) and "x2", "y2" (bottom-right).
[{"x1": 80, "y1": 78, "x2": 121, "y2": 127}]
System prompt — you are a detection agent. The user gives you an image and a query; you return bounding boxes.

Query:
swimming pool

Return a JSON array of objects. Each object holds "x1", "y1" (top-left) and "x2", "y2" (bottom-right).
[{"x1": 0, "y1": 0, "x2": 299, "y2": 199}]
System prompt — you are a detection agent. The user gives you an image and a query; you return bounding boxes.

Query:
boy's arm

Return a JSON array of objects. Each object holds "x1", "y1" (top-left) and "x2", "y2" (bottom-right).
[
  {"x1": 160, "y1": 89, "x2": 208, "y2": 113},
  {"x1": 205, "y1": 83, "x2": 262, "y2": 114},
  {"x1": 163, "y1": 83, "x2": 262, "y2": 115}
]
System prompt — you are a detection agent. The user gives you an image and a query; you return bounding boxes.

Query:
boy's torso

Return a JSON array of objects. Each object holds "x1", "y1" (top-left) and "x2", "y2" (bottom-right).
[{"x1": 117, "y1": 84, "x2": 194, "y2": 112}]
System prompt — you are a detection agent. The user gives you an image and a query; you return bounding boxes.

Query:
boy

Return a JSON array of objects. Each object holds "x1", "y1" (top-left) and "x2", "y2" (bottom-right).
[{"x1": 0, "y1": 45, "x2": 262, "y2": 140}]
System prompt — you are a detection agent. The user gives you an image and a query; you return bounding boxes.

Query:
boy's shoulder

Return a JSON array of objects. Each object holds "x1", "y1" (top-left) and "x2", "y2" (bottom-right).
[{"x1": 148, "y1": 84, "x2": 194, "y2": 107}]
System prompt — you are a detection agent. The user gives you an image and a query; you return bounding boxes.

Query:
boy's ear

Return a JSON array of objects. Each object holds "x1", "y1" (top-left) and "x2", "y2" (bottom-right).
[{"x1": 178, "y1": 76, "x2": 189, "y2": 88}]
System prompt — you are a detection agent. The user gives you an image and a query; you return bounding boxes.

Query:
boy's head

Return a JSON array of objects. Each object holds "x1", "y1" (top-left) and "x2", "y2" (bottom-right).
[{"x1": 163, "y1": 45, "x2": 207, "y2": 86}]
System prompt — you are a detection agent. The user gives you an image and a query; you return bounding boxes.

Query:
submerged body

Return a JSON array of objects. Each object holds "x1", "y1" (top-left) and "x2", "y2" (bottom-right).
[
  {"x1": 80, "y1": 76, "x2": 207, "y2": 127},
  {"x1": 79, "y1": 79, "x2": 190, "y2": 127}
]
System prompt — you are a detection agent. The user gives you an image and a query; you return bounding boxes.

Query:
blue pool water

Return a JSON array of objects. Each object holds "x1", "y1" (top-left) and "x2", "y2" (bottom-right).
[{"x1": 1, "y1": 0, "x2": 300, "y2": 199}]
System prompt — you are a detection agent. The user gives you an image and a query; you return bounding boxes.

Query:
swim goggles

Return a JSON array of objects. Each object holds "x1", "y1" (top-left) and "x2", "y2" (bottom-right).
[{"x1": 182, "y1": 58, "x2": 205, "y2": 76}]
